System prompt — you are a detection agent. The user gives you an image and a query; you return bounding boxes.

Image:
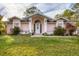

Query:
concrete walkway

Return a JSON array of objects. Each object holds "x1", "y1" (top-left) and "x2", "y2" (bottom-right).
[
  {"x1": 31, "y1": 35, "x2": 44, "y2": 37},
  {"x1": 31, "y1": 35, "x2": 77, "y2": 37}
]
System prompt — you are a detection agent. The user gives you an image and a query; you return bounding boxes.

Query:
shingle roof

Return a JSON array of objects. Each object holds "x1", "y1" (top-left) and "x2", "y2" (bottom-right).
[
  {"x1": 8, "y1": 16, "x2": 21, "y2": 21},
  {"x1": 22, "y1": 13, "x2": 56, "y2": 22},
  {"x1": 55, "y1": 17, "x2": 70, "y2": 22}
]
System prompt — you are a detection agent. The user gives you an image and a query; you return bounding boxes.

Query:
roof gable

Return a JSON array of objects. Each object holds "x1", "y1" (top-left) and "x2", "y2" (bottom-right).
[
  {"x1": 56, "y1": 17, "x2": 70, "y2": 22},
  {"x1": 9, "y1": 16, "x2": 21, "y2": 20}
]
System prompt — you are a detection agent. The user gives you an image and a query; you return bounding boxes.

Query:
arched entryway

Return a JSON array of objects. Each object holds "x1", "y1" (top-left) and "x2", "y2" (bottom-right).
[{"x1": 34, "y1": 20, "x2": 42, "y2": 34}]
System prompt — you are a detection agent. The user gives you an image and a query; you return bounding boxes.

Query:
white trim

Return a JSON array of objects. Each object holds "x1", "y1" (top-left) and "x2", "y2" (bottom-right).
[
  {"x1": 29, "y1": 18, "x2": 32, "y2": 33},
  {"x1": 35, "y1": 22, "x2": 41, "y2": 34},
  {"x1": 44, "y1": 18, "x2": 47, "y2": 33},
  {"x1": 12, "y1": 21, "x2": 14, "y2": 28},
  {"x1": 56, "y1": 20, "x2": 64, "y2": 28}
]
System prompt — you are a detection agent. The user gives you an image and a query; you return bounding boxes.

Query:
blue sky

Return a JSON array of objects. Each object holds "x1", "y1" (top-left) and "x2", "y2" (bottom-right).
[
  {"x1": 0, "y1": 3, "x2": 74, "y2": 20},
  {"x1": 34, "y1": 3, "x2": 73, "y2": 18},
  {"x1": 34, "y1": 3, "x2": 73, "y2": 13}
]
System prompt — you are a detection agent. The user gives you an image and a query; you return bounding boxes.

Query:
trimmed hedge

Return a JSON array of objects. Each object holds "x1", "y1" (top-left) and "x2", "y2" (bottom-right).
[{"x1": 54, "y1": 26, "x2": 65, "y2": 36}]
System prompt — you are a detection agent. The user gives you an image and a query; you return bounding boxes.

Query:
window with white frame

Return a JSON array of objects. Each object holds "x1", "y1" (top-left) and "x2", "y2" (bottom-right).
[
  {"x1": 56, "y1": 20, "x2": 64, "y2": 27},
  {"x1": 77, "y1": 29, "x2": 79, "y2": 34},
  {"x1": 14, "y1": 23, "x2": 20, "y2": 27}
]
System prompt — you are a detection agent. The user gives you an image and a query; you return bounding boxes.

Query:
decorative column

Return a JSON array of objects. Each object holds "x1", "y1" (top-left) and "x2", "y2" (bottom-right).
[
  {"x1": 44, "y1": 18, "x2": 47, "y2": 33},
  {"x1": 29, "y1": 18, "x2": 32, "y2": 33},
  {"x1": 12, "y1": 19, "x2": 15, "y2": 28}
]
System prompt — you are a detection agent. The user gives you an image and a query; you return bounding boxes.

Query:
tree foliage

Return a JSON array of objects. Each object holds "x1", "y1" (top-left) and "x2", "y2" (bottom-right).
[
  {"x1": 72, "y1": 3, "x2": 79, "y2": 10},
  {"x1": 0, "y1": 16, "x2": 5, "y2": 34},
  {"x1": 24, "y1": 6, "x2": 42, "y2": 16},
  {"x1": 55, "y1": 14, "x2": 63, "y2": 19},
  {"x1": 62, "y1": 9, "x2": 75, "y2": 19},
  {"x1": 25, "y1": 7, "x2": 36, "y2": 16},
  {"x1": 55, "y1": 3, "x2": 79, "y2": 27},
  {"x1": 71, "y1": 3, "x2": 79, "y2": 26}
]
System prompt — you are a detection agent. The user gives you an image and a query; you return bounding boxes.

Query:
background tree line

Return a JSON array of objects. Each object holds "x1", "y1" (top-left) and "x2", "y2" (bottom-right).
[{"x1": 55, "y1": 3, "x2": 79, "y2": 27}]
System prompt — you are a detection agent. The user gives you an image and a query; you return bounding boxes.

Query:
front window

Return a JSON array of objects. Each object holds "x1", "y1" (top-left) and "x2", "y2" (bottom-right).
[
  {"x1": 56, "y1": 21, "x2": 64, "y2": 27},
  {"x1": 14, "y1": 23, "x2": 19, "y2": 27},
  {"x1": 58, "y1": 22, "x2": 63, "y2": 27},
  {"x1": 77, "y1": 29, "x2": 79, "y2": 34}
]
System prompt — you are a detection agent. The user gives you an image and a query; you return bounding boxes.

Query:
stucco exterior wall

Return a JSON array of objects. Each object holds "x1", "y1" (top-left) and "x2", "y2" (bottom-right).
[
  {"x1": 13, "y1": 19, "x2": 21, "y2": 28},
  {"x1": 20, "y1": 22, "x2": 29, "y2": 33},
  {"x1": 6, "y1": 23, "x2": 12, "y2": 34},
  {"x1": 47, "y1": 22, "x2": 56, "y2": 34}
]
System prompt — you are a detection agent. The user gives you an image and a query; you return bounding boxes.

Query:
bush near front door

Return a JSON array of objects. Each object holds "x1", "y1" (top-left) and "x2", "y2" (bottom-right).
[{"x1": 12, "y1": 27, "x2": 20, "y2": 35}]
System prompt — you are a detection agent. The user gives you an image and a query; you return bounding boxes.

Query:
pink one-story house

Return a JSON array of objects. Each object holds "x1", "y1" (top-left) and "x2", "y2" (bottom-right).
[
  {"x1": 6, "y1": 6, "x2": 77, "y2": 35},
  {"x1": 6, "y1": 16, "x2": 71, "y2": 35}
]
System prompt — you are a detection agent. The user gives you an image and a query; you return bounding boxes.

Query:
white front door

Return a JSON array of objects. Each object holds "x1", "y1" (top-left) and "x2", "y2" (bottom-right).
[{"x1": 35, "y1": 22, "x2": 40, "y2": 34}]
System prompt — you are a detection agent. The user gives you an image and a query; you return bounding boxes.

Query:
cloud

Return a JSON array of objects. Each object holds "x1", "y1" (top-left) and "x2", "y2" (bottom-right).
[
  {"x1": 34, "y1": 3, "x2": 73, "y2": 18},
  {"x1": 0, "y1": 3, "x2": 73, "y2": 19},
  {"x1": 35, "y1": 3, "x2": 72, "y2": 13},
  {"x1": 0, "y1": 4, "x2": 7, "y2": 16}
]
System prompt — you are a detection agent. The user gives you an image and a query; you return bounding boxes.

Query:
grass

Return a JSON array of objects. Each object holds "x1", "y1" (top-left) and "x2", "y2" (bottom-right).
[{"x1": 0, "y1": 35, "x2": 79, "y2": 56}]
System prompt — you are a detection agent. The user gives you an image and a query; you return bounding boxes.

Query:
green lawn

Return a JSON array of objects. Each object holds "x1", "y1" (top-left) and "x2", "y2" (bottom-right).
[{"x1": 0, "y1": 35, "x2": 79, "y2": 56}]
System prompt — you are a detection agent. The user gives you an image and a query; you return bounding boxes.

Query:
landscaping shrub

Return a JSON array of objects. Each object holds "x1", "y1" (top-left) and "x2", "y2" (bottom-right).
[
  {"x1": 42, "y1": 33, "x2": 48, "y2": 36},
  {"x1": 42, "y1": 33, "x2": 53, "y2": 36},
  {"x1": 54, "y1": 26, "x2": 65, "y2": 36},
  {"x1": 49, "y1": 33, "x2": 54, "y2": 36},
  {"x1": 12, "y1": 27, "x2": 20, "y2": 35}
]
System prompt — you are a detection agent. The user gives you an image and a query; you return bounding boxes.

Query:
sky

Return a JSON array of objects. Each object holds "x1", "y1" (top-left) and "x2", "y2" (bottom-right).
[{"x1": 0, "y1": 3, "x2": 74, "y2": 21}]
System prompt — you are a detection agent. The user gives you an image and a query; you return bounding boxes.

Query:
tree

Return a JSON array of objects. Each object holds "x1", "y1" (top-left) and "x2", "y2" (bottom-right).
[
  {"x1": 0, "y1": 16, "x2": 5, "y2": 34},
  {"x1": 71, "y1": 3, "x2": 79, "y2": 26},
  {"x1": 25, "y1": 7, "x2": 35, "y2": 16},
  {"x1": 54, "y1": 3, "x2": 79, "y2": 32},
  {"x1": 24, "y1": 6, "x2": 42, "y2": 16},
  {"x1": 72, "y1": 3, "x2": 79, "y2": 10},
  {"x1": 55, "y1": 14, "x2": 63, "y2": 19},
  {"x1": 62, "y1": 9, "x2": 75, "y2": 19}
]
